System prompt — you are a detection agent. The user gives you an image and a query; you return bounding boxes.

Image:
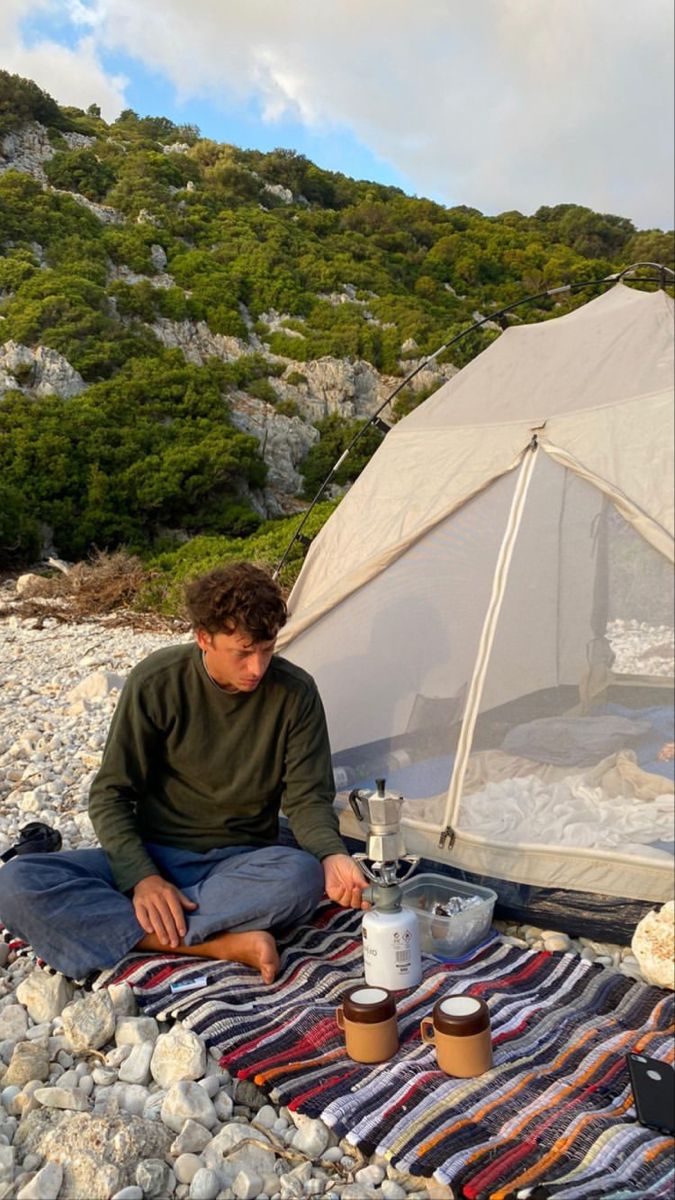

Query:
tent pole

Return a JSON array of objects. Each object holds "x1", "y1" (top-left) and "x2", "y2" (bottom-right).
[{"x1": 438, "y1": 435, "x2": 541, "y2": 850}]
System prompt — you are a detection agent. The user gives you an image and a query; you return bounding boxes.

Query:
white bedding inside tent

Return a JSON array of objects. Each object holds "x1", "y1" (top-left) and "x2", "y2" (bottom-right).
[
  {"x1": 335, "y1": 707, "x2": 675, "y2": 865},
  {"x1": 451, "y1": 770, "x2": 674, "y2": 861}
]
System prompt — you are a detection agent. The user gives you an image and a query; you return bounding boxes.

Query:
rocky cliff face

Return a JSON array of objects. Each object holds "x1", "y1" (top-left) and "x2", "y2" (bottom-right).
[
  {"x1": 228, "y1": 393, "x2": 320, "y2": 514},
  {"x1": 149, "y1": 318, "x2": 250, "y2": 363},
  {"x1": 150, "y1": 317, "x2": 457, "y2": 424},
  {"x1": 0, "y1": 341, "x2": 86, "y2": 400},
  {"x1": 0, "y1": 122, "x2": 55, "y2": 184},
  {"x1": 0, "y1": 124, "x2": 98, "y2": 185}
]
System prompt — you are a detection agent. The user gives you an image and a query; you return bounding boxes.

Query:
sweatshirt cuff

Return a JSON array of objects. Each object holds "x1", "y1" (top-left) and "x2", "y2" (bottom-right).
[
  {"x1": 312, "y1": 834, "x2": 351, "y2": 861},
  {"x1": 107, "y1": 850, "x2": 160, "y2": 894}
]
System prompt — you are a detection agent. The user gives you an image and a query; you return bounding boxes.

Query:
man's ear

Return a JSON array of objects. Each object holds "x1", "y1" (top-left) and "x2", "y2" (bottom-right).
[{"x1": 195, "y1": 628, "x2": 212, "y2": 652}]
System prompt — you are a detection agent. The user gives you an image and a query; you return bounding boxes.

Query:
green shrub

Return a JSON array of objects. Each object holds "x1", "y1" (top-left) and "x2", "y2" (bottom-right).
[
  {"x1": 247, "y1": 378, "x2": 279, "y2": 405},
  {"x1": 275, "y1": 398, "x2": 300, "y2": 418},
  {"x1": 45, "y1": 149, "x2": 117, "y2": 201},
  {"x1": 300, "y1": 414, "x2": 384, "y2": 497},
  {"x1": 140, "y1": 500, "x2": 339, "y2": 613}
]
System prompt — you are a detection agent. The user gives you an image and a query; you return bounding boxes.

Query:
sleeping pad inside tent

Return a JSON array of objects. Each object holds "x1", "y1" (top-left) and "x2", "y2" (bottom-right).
[{"x1": 277, "y1": 283, "x2": 675, "y2": 941}]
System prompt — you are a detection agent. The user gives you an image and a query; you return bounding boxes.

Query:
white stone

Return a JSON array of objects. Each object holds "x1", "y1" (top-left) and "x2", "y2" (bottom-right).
[
  {"x1": 106, "y1": 1045, "x2": 132, "y2": 1067},
  {"x1": 174, "y1": 1154, "x2": 204, "y2": 1185},
  {"x1": 254, "y1": 1105, "x2": 278, "y2": 1129},
  {"x1": 92, "y1": 1067, "x2": 117, "y2": 1086},
  {"x1": 3, "y1": 1040, "x2": 49, "y2": 1087},
  {"x1": 108, "y1": 984, "x2": 138, "y2": 1017},
  {"x1": 115, "y1": 1016, "x2": 159, "y2": 1046},
  {"x1": 632, "y1": 901, "x2": 675, "y2": 989},
  {"x1": 169, "y1": 1120, "x2": 213, "y2": 1156},
  {"x1": 57, "y1": 1069, "x2": 79, "y2": 1090},
  {"x1": 0, "y1": 1146, "x2": 15, "y2": 1183},
  {"x1": 66, "y1": 671, "x2": 126, "y2": 702},
  {"x1": 111, "y1": 1189, "x2": 144, "y2": 1200},
  {"x1": 118, "y1": 1042, "x2": 154, "y2": 1086},
  {"x1": 34, "y1": 1085, "x2": 90, "y2": 1111},
  {"x1": 321, "y1": 1147, "x2": 342, "y2": 1164},
  {"x1": 0, "y1": 341, "x2": 86, "y2": 401},
  {"x1": 291, "y1": 1117, "x2": 331, "y2": 1160},
  {"x1": 381, "y1": 1183, "x2": 407, "y2": 1200},
  {"x1": 542, "y1": 933, "x2": 572, "y2": 953},
  {"x1": 161, "y1": 1081, "x2": 218, "y2": 1133},
  {"x1": 24, "y1": 1023, "x2": 52, "y2": 1042},
  {"x1": 233, "y1": 1168, "x2": 264, "y2": 1200},
  {"x1": 0, "y1": 1006, "x2": 28, "y2": 1042},
  {"x1": 16, "y1": 1161, "x2": 63, "y2": 1200},
  {"x1": 110, "y1": 1083, "x2": 151, "y2": 1116},
  {"x1": 151, "y1": 1028, "x2": 206, "y2": 1088},
  {"x1": 189, "y1": 1169, "x2": 222, "y2": 1200},
  {"x1": 136, "y1": 1158, "x2": 171, "y2": 1197},
  {"x1": 213, "y1": 1090, "x2": 234, "y2": 1121},
  {"x1": 203, "y1": 1123, "x2": 275, "y2": 1177},
  {"x1": 62, "y1": 990, "x2": 116, "y2": 1051},
  {"x1": 15, "y1": 575, "x2": 45, "y2": 597},
  {"x1": 355, "y1": 1164, "x2": 386, "y2": 1187},
  {"x1": 16, "y1": 970, "x2": 73, "y2": 1023},
  {"x1": 142, "y1": 1091, "x2": 166, "y2": 1122}
]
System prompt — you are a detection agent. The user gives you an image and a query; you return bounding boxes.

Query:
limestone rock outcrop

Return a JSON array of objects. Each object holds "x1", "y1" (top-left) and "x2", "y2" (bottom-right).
[
  {"x1": 0, "y1": 341, "x2": 87, "y2": 400},
  {"x1": 150, "y1": 318, "x2": 249, "y2": 364},
  {"x1": 0, "y1": 123, "x2": 54, "y2": 183},
  {"x1": 274, "y1": 355, "x2": 456, "y2": 423},
  {"x1": 229, "y1": 393, "x2": 319, "y2": 497},
  {"x1": 55, "y1": 191, "x2": 125, "y2": 224}
]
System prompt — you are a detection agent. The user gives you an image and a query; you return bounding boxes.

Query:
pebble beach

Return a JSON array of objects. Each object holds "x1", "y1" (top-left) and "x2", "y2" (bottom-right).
[{"x1": 0, "y1": 599, "x2": 665, "y2": 1200}]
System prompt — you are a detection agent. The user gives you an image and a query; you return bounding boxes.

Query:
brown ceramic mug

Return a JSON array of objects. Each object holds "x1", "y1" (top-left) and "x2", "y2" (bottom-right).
[
  {"x1": 420, "y1": 994, "x2": 492, "y2": 1077},
  {"x1": 336, "y1": 986, "x2": 399, "y2": 1063}
]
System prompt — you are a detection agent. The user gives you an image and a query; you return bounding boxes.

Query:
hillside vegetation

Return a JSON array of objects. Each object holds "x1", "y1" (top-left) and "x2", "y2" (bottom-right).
[{"x1": 0, "y1": 70, "x2": 672, "y2": 607}]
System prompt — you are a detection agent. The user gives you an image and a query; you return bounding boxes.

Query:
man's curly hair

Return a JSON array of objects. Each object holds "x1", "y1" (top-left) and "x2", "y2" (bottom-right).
[{"x1": 184, "y1": 563, "x2": 287, "y2": 640}]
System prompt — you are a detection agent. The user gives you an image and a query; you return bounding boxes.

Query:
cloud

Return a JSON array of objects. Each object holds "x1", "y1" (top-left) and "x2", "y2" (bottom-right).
[
  {"x1": 2, "y1": 0, "x2": 673, "y2": 228},
  {"x1": 0, "y1": 0, "x2": 127, "y2": 118}
]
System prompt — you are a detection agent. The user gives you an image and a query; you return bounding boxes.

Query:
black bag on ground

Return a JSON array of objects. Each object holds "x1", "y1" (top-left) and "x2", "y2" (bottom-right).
[{"x1": 0, "y1": 822, "x2": 62, "y2": 863}]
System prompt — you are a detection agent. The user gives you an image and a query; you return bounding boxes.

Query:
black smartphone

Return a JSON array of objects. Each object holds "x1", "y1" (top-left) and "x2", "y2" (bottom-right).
[{"x1": 626, "y1": 1052, "x2": 675, "y2": 1134}]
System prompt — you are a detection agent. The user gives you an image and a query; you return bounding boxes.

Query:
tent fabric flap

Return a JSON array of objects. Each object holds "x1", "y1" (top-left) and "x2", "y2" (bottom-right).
[
  {"x1": 539, "y1": 387, "x2": 675, "y2": 560},
  {"x1": 278, "y1": 424, "x2": 530, "y2": 648}
]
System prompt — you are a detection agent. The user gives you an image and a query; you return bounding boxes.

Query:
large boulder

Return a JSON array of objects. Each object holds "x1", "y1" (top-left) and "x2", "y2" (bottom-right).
[{"x1": 14, "y1": 1110, "x2": 171, "y2": 1200}]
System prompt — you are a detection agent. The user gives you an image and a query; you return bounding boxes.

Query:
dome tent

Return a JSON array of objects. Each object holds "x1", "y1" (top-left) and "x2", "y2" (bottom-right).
[{"x1": 278, "y1": 283, "x2": 674, "y2": 937}]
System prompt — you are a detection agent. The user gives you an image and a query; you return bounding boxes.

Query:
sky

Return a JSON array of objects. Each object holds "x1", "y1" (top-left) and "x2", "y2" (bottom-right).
[{"x1": 1, "y1": 0, "x2": 673, "y2": 231}]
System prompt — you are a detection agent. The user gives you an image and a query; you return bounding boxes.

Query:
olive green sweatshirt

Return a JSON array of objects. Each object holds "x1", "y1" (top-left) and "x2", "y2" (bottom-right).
[{"x1": 88, "y1": 643, "x2": 347, "y2": 892}]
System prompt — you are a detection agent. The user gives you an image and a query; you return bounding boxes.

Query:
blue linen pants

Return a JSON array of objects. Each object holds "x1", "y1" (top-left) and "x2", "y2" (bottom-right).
[{"x1": 0, "y1": 842, "x2": 325, "y2": 979}]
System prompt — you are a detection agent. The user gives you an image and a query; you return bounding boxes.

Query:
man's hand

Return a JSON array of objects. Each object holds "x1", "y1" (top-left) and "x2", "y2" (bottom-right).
[
  {"x1": 132, "y1": 874, "x2": 198, "y2": 948},
  {"x1": 323, "y1": 854, "x2": 370, "y2": 910}
]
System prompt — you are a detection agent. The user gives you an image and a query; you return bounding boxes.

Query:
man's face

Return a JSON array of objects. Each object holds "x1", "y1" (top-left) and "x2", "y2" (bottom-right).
[{"x1": 196, "y1": 625, "x2": 277, "y2": 692}]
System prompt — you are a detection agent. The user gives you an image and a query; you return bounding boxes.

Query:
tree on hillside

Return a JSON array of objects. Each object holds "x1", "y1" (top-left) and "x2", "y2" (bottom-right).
[{"x1": 0, "y1": 70, "x2": 65, "y2": 136}]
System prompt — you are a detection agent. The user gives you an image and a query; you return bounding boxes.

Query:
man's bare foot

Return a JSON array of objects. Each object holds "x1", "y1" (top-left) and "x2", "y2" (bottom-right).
[{"x1": 135, "y1": 929, "x2": 279, "y2": 983}]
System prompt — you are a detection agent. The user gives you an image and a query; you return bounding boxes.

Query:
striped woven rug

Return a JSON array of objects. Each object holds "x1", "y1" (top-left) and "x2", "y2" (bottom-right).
[{"x1": 97, "y1": 902, "x2": 675, "y2": 1200}]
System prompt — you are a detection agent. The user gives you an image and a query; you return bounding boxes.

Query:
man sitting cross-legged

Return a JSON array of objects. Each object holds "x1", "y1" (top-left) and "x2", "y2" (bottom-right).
[{"x1": 0, "y1": 563, "x2": 367, "y2": 982}]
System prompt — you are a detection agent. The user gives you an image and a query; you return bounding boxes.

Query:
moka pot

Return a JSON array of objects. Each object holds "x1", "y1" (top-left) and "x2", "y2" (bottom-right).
[{"x1": 350, "y1": 779, "x2": 422, "y2": 990}]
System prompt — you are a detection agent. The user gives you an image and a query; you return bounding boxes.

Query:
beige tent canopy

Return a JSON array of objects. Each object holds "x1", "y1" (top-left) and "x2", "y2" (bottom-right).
[{"x1": 279, "y1": 284, "x2": 675, "y2": 903}]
